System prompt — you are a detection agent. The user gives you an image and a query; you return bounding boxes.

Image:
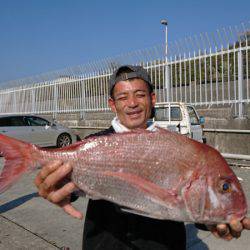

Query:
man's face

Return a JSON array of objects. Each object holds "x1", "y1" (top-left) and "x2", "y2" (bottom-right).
[{"x1": 108, "y1": 78, "x2": 156, "y2": 129}]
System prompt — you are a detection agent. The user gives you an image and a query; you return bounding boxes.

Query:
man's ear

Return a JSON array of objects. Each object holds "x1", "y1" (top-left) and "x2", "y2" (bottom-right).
[
  {"x1": 108, "y1": 97, "x2": 117, "y2": 113},
  {"x1": 150, "y1": 92, "x2": 156, "y2": 106}
]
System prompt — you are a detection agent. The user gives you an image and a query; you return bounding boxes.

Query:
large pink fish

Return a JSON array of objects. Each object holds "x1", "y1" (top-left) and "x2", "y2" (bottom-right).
[{"x1": 0, "y1": 129, "x2": 247, "y2": 224}]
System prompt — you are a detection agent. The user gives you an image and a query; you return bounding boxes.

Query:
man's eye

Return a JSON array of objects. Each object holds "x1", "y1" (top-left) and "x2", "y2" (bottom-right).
[
  {"x1": 117, "y1": 96, "x2": 127, "y2": 101},
  {"x1": 136, "y1": 94, "x2": 146, "y2": 98}
]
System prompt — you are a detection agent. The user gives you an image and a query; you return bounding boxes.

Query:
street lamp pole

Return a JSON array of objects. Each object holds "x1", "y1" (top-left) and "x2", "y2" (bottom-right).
[{"x1": 161, "y1": 19, "x2": 170, "y2": 102}]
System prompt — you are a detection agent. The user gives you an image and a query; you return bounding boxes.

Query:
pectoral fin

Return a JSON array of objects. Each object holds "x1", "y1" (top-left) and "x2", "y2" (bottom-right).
[{"x1": 102, "y1": 171, "x2": 179, "y2": 208}]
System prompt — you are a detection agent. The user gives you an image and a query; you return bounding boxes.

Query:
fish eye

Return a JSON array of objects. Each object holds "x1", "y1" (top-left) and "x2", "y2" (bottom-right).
[{"x1": 221, "y1": 181, "x2": 232, "y2": 193}]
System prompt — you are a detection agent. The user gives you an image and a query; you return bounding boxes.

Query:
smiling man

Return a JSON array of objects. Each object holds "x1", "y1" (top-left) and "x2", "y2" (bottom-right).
[
  {"x1": 35, "y1": 65, "x2": 250, "y2": 250},
  {"x1": 108, "y1": 65, "x2": 156, "y2": 130},
  {"x1": 109, "y1": 78, "x2": 154, "y2": 129}
]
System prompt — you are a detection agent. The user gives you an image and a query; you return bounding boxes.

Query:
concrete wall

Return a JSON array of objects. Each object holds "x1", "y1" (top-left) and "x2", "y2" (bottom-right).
[
  {"x1": 40, "y1": 102, "x2": 250, "y2": 156},
  {"x1": 197, "y1": 105, "x2": 249, "y2": 155}
]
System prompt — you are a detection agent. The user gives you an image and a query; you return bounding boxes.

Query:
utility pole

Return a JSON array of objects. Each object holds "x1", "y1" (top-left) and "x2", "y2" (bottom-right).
[{"x1": 161, "y1": 19, "x2": 171, "y2": 102}]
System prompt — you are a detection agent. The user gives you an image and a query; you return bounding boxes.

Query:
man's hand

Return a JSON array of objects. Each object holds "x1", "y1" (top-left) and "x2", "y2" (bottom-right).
[
  {"x1": 207, "y1": 217, "x2": 250, "y2": 240},
  {"x1": 34, "y1": 160, "x2": 83, "y2": 219}
]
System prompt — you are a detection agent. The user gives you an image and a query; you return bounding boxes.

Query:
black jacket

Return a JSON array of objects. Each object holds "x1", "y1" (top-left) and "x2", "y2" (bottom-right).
[{"x1": 81, "y1": 126, "x2": 186, "y2": 250}]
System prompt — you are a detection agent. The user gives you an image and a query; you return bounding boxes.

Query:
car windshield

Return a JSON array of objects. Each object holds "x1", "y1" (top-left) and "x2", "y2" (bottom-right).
[
  {"x1": 187, "y1": 106, "x2": 200, "y2": 125},
  {"x1": 154, "y1": 107, "x2": 182, "y2": 121}
]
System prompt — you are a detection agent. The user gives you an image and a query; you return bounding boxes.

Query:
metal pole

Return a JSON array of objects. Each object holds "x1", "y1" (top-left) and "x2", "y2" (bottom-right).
[{"x1": 161, "y1": 19, "x2": 171, "y2": 102}]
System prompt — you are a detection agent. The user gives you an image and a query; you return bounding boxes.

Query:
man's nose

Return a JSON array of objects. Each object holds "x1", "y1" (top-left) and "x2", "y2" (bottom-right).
[{"x1": 127, "y1": 96, "x2": 138, "y2": 107}]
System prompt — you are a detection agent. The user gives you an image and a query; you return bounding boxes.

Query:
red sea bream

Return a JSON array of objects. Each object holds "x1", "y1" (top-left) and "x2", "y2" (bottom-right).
[{"x1": 0, "y1": 128, "x2": 247, "y2": 224}]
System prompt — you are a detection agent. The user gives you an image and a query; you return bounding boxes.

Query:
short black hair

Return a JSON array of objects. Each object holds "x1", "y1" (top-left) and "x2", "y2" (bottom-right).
[{"x1": 109, "y1": 65, "x2": 153, "y2": 98}]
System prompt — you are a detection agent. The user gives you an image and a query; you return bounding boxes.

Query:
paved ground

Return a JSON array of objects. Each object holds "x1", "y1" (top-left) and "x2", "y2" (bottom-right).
[{"x1": 0, "y1": 158, "x2": 250, "y2": 250}]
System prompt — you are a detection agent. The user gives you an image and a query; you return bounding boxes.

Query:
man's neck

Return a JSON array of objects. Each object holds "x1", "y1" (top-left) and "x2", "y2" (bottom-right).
[{"x1": 111, "y1": 117, "x2": 156, "y2": 133}]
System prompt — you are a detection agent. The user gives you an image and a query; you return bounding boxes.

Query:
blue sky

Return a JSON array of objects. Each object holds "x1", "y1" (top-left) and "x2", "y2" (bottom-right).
[{"x1": 0, "y1": 0, "x2": 249, "y2": 84}]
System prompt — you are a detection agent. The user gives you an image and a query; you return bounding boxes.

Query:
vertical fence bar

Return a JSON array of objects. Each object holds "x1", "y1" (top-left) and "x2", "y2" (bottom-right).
[
  {"x1": 158, "y1": 61, "x2": 162, "y2": 102},
  {"x1": 86, "y1": 75, "x2": 90, "y2": 111},
  {"x1": 227, "y1": 44, "x2": 231, "y2": 102},
  {"x1": 170, "y1": 57, "x2": 173, "y2": 101},
  {"x1": 194, "y1": 51, "x2": 197, "y2": 104},
  {"x1": 53, "y1": 82, "x2": 58, "y2": 118},
  {"x1": 90, "y1": 74, "x2": 93, "y2": 110},
  {"x1": 246, "y1": 38, "x2": 249, "y2": 102},
  {"x1": 221, "y1": 46, "x2": 224, "y2": 104},
  {"x1": 215, "y1": 47, "x2": 219, "y2": 104},
  {"x1": 233, "y1": 43, "x2": 237, "y2": 114},
  {"x1": 175, "y1": 56, "x2": 177, "y2": 102},
  {"x1": 162, "y1": 61, "x2": 165, "y2": 103},
  {"x1": 204, "y1": 49, "x2": 207, "y2": 105},
  {"x1": 199, "y1": 49, "x2": 202, "y2": 103},
  {"x1": 189, "y1": 52, "x2": 192, "y2": 103},
  {"x1": 100, "y1": 72, "x2": 104, "y2": 110},
  {"x1": 13, "y1": 91, "x2": 17, "y2": 113},
  {"x1": 73, "y1": 79, "x2": 76, "y2": 112},
  {"x1": 184, "y1": 53, "x2": 187, "y2": 103},
  {"x1": 238, "y1": 50, "x2": 244, "y2": 118},
  {"x1": 154, "y1": 60, "x2": 158, "y2": 102},
  {"x1": 179, "y1": 55, "x2": 182, "y2": 102},
  {"x1": 96, "y1": 75, "x2": 100, "y2": 110},
  {"x1": 69, "y1": 80, "x2": 73, "y2": 112},
  {"x1": 210, "y1": 47, "x2": 213, "y2": 103},
  {"x1": 32, "y1": 88, "x2": 35, "y2": 113}
]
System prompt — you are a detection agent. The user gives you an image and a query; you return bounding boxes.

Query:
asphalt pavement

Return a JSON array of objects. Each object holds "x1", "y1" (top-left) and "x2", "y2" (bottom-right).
[{"x1": 0, "y1": 158, "x2": 250, "y2": 250}]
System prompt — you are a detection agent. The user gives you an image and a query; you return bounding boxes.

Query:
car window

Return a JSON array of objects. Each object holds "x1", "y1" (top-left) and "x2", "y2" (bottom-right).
[
  {"x1": 0, "y1": 117, "x2": 26, "y2": 126},
  {"x1": 0, "y1": 117, "x2": 11, "y2": 126},
  {"x1": 26, "y1": 117, "x2": 50, "y2": 126},
  {"x1": 187, "y1": 106, "x2": 200, "y2": 125},
  {"x1": 155, "y1": 107, "x2": 182, "y2": 121}
]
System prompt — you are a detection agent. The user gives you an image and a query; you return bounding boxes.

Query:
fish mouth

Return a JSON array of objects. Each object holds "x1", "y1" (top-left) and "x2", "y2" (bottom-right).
[{"x1": 226, "y1": 208, "x2": 248, "y2": 222}]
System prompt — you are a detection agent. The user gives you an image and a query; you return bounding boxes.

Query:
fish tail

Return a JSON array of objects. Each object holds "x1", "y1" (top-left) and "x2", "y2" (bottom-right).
[{"x1": 0, "y1": 134, "x2": 40, "y2": 193}]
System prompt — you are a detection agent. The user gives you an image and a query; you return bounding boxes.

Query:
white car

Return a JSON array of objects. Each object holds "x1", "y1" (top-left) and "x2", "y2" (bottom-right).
[
  {"x1": 0, "y1": 115, "x2": 80, "y2": 147},
  {"x1": 153, "y1": 102, "x2": 206, "y2": 143}
]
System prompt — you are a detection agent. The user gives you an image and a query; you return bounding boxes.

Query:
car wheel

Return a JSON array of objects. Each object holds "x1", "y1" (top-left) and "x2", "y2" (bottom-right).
[{"x1": 56, "y1": 133, "x2": 72, "y2": 148}]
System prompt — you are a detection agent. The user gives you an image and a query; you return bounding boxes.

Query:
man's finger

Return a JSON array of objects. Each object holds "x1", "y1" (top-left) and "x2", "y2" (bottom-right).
[
  {"x1": 38, "y1": 184, "x2": 50, "y2": 199},
  {"x1": 229, "y1": 219, "x2": 243, "y2": 233},
  {"x1": 47, "y1": 182, "x2": 77, "y2": 203},
  {"x1": 42, "y1": 162, "x2": 73, "y2": 190},
  {"x1": 34, "y1": 160, "x2": 63, "y2": 187},
  {"x1": 231, "y1": 230, "x2": 241, "y2": 239},
  {"x1": 216, "y1": 224, "x2": 229, "y2": 237},
  {"x1": 242, "y1": 217, "x2": 250, "y2": 230},
  {"x1": 222, "y1": 234, "x2": 233, "y2": 241},
  {"x1": 62, "y1": 203, "x2": 83, "y2": 219}
]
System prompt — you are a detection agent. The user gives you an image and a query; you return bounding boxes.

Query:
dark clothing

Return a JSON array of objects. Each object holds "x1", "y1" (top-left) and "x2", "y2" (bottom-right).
[{"x1": 82, "y1": 126, "x2": 186, "y2": 250}]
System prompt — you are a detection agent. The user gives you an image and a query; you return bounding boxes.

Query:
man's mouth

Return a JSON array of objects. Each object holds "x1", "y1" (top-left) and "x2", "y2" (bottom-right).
[{"x1": 126, "y1": 110, "x2": 142, "y2": 119}]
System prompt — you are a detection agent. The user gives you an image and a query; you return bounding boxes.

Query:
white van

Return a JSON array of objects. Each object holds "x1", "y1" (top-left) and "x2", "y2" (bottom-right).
[{"x1": 153, "y1": 102, "x2": 206, "y2": 143}]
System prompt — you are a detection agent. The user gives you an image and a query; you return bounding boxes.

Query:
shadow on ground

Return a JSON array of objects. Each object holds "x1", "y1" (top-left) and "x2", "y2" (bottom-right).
[
  {"x1": 186, "y1": 224, "x2": 209, "y2": 250},
  {"x1": 0, "y1": 192, "x2": 39, "y2": 213}
]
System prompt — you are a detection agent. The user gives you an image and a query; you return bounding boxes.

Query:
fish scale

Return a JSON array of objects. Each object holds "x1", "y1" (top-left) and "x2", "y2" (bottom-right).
[{"x1": 0, "y1": 128, "x2": 247, "y2": 224}]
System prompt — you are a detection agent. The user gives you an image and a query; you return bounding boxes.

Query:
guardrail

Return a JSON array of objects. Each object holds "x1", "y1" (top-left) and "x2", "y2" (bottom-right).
[{"x1": 203, "y1": 128, "x2": 250, "y2": 134}]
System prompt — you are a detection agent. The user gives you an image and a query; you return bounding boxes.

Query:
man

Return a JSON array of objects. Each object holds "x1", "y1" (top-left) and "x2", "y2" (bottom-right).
[{"x1": 35, "y1": 65, "x2": 250, "y2": 249}]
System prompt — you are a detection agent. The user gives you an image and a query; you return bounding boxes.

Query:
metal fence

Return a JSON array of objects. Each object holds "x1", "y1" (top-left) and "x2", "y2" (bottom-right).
[{"x1": 0, "y1": 22, "x2": 249, "y2": 118}]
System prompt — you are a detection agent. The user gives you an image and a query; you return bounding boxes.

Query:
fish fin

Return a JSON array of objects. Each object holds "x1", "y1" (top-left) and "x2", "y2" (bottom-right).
[
  {"x1": 102, "y1": 171, "x2": 178, "y2": 207},
  {"x1": 0, "y1": 134, "x2": 39, "y2": 193}
]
